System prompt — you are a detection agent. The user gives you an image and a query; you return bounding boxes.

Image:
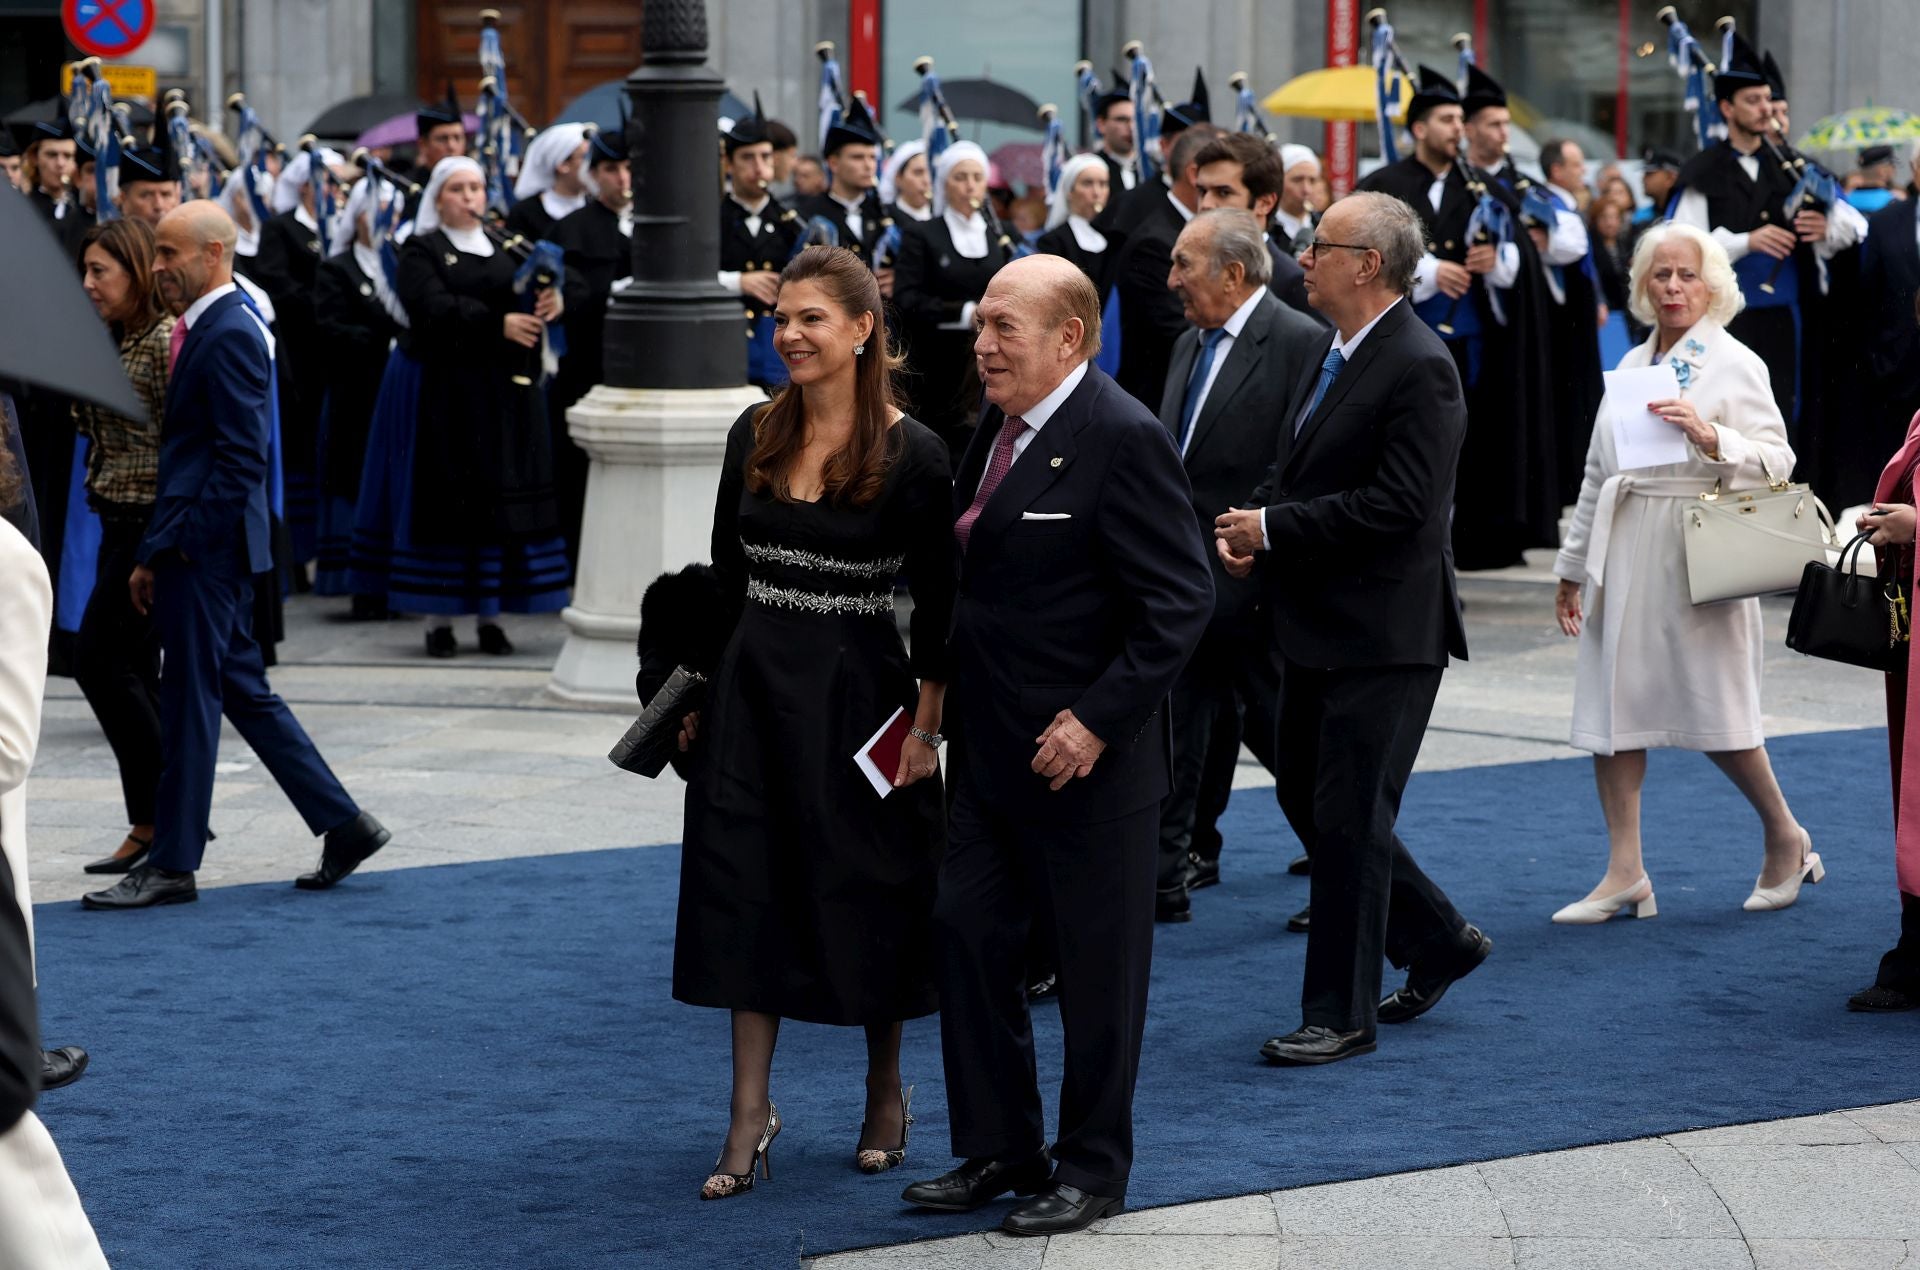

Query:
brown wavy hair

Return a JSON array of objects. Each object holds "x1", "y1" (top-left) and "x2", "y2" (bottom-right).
[
  {"x1": 79, "y1": 218, "x2": 167, "y2": 339},
  {"x1": 744, "y1": 246, "x2": 903, "y2": 508}
]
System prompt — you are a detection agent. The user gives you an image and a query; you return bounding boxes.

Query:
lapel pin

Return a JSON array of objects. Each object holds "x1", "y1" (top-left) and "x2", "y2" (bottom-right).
[{"x1": 1050, "y1": 456, "x2": 1063, "y2": 468}]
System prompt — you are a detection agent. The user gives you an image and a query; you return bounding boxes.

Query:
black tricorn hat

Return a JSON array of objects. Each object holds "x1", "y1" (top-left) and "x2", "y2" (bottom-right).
[
  {"x1": 9, "y1": 97, "x2": 73, "y2": 150},
  {"x1": 1163, "y1": 67, "x2": 1210, "y2": 135},
  {"x1": 1642, "y1": 145, "x2": 1684, "y2": 172},
  {"x1": 1407, "y1": 64, "x2": 1463, "y2": 124},
  {"x1": 417, "y1": 83, "x2": 463, "y2": 136},
  {"x1": 1714, "y1": 34, "x2": 1768, "y2": 101},
  {"x1": 1761, "y1": 50, "x2": 1787, "y2": 101},
  {"x1": 588, "y1": 99, "x2": 628, "y2": 166},
  {"x1": 725, "y1": 90, "x2": 771, "y2": 156},
  {"x1": 823, "y1": 92, "x2": 881, "y2": 155},
  {"x1": 1860, "y1": 145, "x2": 1896, "y2": 168},
  {"x1": 118, "y1": 141, "x2": 178, "y2": 187},
  {"x1": 1462, "y1": 64, "x2": 1507, "y2": 118}
]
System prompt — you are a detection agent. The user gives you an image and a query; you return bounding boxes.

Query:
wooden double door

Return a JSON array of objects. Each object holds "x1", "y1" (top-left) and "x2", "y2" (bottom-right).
[{"x1": 416, "y1": 2, "x2": 644, "y2": 130}]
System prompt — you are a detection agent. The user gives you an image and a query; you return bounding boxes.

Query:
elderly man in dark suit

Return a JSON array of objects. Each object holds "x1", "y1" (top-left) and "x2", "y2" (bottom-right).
[
  {"x1": 902, "y1": 255, "x2": 1211, "y2": 1235},
  {"x1": 1154, "y1": 209, "x2": 1322, "y2": 922},
  {"x1": 82, "y1": 202, "x2": 387, "y2": 912},
  {"x1": 1110, "y1": 125, "x2": 1219, "y2": 409},
  {"x1": 1216, "y1": 192, "x2": 1491, "y2": 1067}
]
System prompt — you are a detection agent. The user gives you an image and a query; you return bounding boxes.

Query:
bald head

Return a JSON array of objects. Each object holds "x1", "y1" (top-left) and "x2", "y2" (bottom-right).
[
  {"x1": 153, "y1": 199, "x2": 239, "y2": 315},
  {"x1": 974, "y1": 254, "x2": 1102, "y2": 416}
]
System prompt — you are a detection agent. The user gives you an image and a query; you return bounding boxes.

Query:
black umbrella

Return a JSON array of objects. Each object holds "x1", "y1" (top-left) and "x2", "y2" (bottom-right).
[
  {"x1": 893, "y1": 77, "x2": 1043, "y2": 131},
  {"x1": 4, "y1": 95, "x2": 152, "y2": 131},
  {"x1": 0, "y1": 187, "x2": 142, "y2": 419},
  {"x1": 304, "y1": 92, "x2": 428, "y2": 141}
]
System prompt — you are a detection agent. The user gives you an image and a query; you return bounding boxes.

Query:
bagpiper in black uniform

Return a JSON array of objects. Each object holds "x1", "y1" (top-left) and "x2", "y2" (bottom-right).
[
  {"x1": 12, "y1": 103, "x2": 89, "y2": 259},
  {"x1": 1358, "y1": 64, "x2": 1557, "y2": 570},
  {"x1": 404, "y1": 86, "x2": 468, "y2": 224},
  {"x1": 792, "y1": 95, "x2": 886, "y2": 267},
  {"x1": 718, "y1": 98, "x2": 804, "y2": 390},
  {"x1": 504, "y1": 123, "x2": 590, "y2": 244},
  {"x1": 550, "y1": 123, "x2": 635, "y2": 558}
]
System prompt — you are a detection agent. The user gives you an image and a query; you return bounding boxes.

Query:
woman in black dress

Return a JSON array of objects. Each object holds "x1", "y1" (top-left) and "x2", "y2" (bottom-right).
[
  {"x1": 1034, "y1": 152, "x2": 1115, "y2": 298},
  {"x1": 672, "y1": 246, "x2": 955, "y2": 1200},
  {"x1": 892, "y1": 140, "x2": 1004, "y2": 457}
]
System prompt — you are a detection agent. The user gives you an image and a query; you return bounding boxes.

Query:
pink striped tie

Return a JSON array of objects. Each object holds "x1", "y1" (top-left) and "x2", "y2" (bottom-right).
[
  {"x1": 167, "y1": 318, "x2": 187, "y2": 375},
  {"x1": 955, "y1": 415, "x2": 1030, "y2": 552}
]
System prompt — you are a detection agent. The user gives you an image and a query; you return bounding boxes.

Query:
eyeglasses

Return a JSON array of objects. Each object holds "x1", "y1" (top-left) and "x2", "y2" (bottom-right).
[{"x1": 1302, "y1": 239, "x2": 1375, "y2": 260}]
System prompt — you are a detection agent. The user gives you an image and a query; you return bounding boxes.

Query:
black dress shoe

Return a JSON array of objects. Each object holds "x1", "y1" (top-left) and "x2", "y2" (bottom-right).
[
  {"x1": 1379, "y1": 923, "x2": 1492, "y2": 1024},
  {"x1": 40, "y1": 1046, "x2": 88, "y2": 1090},
  {"x1": 425, "y1": 627, "x2": 457, "y2": 658},
  {"x1": 348, "y1": 594, "x2": 390, "y2": 621},
  {"x1": 1260, "y1": 1024, "x2": 1376, "y2": 1066},
  {"x1": 1286, "y1": 904, "x2": 1310, "y2": 933},
  {"x1": 1001, "y1": 1182, "x2": 1125, "y2": 1236},
  {"x1": 82, "y1": 834, "x2": 151, "y2": 874},
  {"x1": 477, "y1": 623, "x2": 514, "y2": 655},
  {"x1": 1155, "y1": 889, "x2": 1191, "y2": 923},
  {"x1": 1288, "y1": 853, "x2": 1312, "y2": 875},
  {"x1": 295, "y1": 812, "x2": 391, "y2": 890},
  {"x1": 1848, "y1": 983, "x2": 1920, "y2": 1012},
  {"x1": 1026, "y1": 973, "x2": 1058, "y2": 1004},
  {"x1": 1186, "y1": 853, "x2": 1221, "y2": 890},
  {"x1": 900, "y1": 1150, "x2": 1052, "y2": 1212},
  {"x1": 81, "y1": 864, "x2": 197, "y2": 910}
]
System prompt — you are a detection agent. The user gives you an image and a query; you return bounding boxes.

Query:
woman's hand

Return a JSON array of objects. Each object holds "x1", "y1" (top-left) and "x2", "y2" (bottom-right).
[
  {"x1": 534, "y1": 288, "x2": 563, "y2": 323},
  {"x1": 1555, "y1": 578, "x2": 1584, "y2": 638},
  {"x1": 676, "y1": 712, "x2": 700, "y2": 753},
  {"x1": 504, "y1": 312, "x2": 543, "y2": 348},
  {"x1": 1859, "y1": 504, "x2": 1918, "y2": 548},
  {"x1": 1647, "y1": 398, "x2": 1717, "y2": 451},
  {"x1": 893, "y1": 735, "x2": 939, "y2": 788}
]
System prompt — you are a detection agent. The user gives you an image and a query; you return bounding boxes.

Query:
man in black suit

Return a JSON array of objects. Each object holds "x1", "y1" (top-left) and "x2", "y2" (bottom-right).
[
  {"x1": 1216, "y1": 192, "x2": 1491, "y2": 1067},
  {"x1": 1092, "y1": 88, "x2": 1139, "y2": 198},
  {"x1": 903, "y1": 255, "x2": 1211, "y2": 1235},
  {"x1": 1190, "y1": 131, "x2": 1319, "y2": 323},
  {"x1": 1154, "y1": 210, "x2": 1321, "y2": 921},
  {"x1": 792, "y1": 95, "x2": 888, "y2": 278},
  {"x1": 1859, "y1": 174, "x2": 1920, "y2": 495},
  {"x1": 1111, "y1": 125, "x2": 1219, "y2": 409}
]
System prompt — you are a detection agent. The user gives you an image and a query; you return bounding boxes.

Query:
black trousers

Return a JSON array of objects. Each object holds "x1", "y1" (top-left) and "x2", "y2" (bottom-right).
[
  {"x1": 934, "y1": 769, "x2": 1156, "y2": 1196},
  {"x1": 1273, "y1": 659, "x2": 1465, "y2": 1032},
  {"x1": 1157, "y1": 611, "x2": 1280, "y2": 892},
  {"x1": 73, "y1": 514, "x2": 162, "y2": 826}
]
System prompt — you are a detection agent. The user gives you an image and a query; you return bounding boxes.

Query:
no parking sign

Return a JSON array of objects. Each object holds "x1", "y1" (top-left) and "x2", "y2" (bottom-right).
[{"x1": 62, "y1": 0, "x2": 155, "y2": 61}]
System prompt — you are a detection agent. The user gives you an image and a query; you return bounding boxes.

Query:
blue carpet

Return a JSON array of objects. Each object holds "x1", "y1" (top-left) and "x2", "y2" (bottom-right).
[{"x1": 31, "y1": 728, "x2": 1920, "y2": 1268}]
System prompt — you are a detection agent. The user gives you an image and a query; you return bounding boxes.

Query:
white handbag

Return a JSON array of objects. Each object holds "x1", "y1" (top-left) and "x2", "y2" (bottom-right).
[{"x1": 1681, "y1": 457, "x2": 1836, "y2": 605}]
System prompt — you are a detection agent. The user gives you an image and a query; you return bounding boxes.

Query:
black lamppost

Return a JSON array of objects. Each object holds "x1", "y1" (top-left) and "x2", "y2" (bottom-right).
[{"x1": 602, "y1": 0, "x2": 745, "y2": 389}]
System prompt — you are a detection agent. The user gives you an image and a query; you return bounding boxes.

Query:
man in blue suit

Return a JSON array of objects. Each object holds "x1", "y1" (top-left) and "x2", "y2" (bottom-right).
[
  {"x1": 902, "y1": 255, "x2": 1212, "y2": 1235},
  {"x1": 83, "y1": 202, "x2": 387, "y2": 911}
]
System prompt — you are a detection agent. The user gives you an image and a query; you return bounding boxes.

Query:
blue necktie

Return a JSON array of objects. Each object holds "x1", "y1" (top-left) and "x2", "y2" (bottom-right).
[
  {"x1": 1178, "y1": 327, "x2": 1228, "y2": 452},
  {"x1": 1296, "y1": 345, "x2": 1346, "y2": 436}
]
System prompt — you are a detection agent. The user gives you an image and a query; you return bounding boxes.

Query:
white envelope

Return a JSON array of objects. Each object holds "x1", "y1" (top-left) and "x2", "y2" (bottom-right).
[
  {"x1": 1604, "y1": 363, "x2": 1690, "y2": 471},
  {"x1": 1021, "y1": 512, "x2": 1072, "y2": 520}
]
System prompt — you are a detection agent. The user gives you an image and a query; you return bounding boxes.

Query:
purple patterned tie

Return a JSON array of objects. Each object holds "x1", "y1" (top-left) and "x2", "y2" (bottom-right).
[{"x1": 955, "y1": 414, "x2": 1030, "y2": 552}]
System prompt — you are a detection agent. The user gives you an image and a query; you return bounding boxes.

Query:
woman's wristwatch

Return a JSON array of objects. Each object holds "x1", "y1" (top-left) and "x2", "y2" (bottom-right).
[{"x1": 909, "y1": 726, "x2": 944, "y2": 749}]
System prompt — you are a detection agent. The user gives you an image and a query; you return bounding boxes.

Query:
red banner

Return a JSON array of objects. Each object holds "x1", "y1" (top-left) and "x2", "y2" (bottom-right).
[
  {"x1": 849, "y1": 0, "x2": 880, "y2": 108},
  {"x1": 1325, "y1": 0, "x2": 1359, "y2": 197}
]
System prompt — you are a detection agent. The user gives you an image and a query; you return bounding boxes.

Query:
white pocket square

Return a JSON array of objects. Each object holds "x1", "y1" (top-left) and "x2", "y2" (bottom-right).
[{"x1": 1021, "y1": 512, "x2": 1072, "y2": 520}]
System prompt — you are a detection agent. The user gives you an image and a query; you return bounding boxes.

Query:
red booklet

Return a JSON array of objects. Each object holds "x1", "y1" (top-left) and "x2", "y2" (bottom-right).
[{"x1": 853, "y1": 707, "x2": 913, "y2": 798}]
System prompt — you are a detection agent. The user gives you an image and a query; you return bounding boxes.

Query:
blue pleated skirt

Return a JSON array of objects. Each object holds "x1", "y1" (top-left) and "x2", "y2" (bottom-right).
[{"x1": 346, "y1": 350, "x2": 571, "y2": 617}]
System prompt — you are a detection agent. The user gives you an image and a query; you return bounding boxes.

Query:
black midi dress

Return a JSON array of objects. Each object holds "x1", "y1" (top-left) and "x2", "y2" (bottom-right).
[{"x1": 673, "y1": 408, "x2": 956, "y2": 1026}]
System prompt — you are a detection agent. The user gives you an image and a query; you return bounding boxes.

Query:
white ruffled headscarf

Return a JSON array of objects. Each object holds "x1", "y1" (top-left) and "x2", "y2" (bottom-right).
[
  {"x1": 413, "y1": 157, "x2": 485, "y2": 236},
  {"x1": 1046, "y1": 153, "x2": 1109, "y2": 230},
  {"x1": 513, "y1": 123, "x2": 590, "y2": 200},
  {"x1": 1279, "y1": 144, "x2": 1320, "y2": 175},
  {"x1": 271, "y1": 148, "x2": 343, "y2": 216},
  {"x1": 930, "y1": 141, "x2": 990, "y2": 218},
  {"x1": 333, "y1": 177, "x2": 412, "y2": 329},
  {"x1": 217, "y1": 167, "x2": 275, "y2": 254},
  {"x1": 878, "y1": 139, "x2": 927, "y2": 207}
]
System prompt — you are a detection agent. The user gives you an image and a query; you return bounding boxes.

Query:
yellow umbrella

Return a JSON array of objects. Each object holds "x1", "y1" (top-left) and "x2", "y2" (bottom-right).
[{"x1": 1263, "y1": 66, "x2": 1408, "y2": 124}]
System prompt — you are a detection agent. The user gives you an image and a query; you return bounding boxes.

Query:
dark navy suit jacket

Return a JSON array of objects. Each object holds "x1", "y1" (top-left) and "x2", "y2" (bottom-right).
[
  {"x1": 139, "y1": 288, "x2": 275, "y2": 575},
  {"x1": 947, "y1": 364, "x2": 1213, "y2": 824}
]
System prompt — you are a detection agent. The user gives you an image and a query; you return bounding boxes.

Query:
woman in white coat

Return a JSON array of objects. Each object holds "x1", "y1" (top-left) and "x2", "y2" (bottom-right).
[
  {"x1": 1550, "y1": 222, "x2": 1817, "y2": 924},
  {"x1": 0, "y1": 463, "x2": 108, "y2": 1267}
]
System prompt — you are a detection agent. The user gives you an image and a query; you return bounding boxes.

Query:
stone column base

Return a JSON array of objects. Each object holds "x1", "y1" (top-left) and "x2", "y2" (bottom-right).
[{"x1": 547, "y1": 383, "x2": 766, "y2": 706}]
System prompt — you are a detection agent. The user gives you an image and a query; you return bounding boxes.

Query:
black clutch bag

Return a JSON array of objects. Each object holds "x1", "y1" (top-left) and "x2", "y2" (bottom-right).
[
  {"x1": 1785, "y1": 530, "x2": 1910, "y2": 673},
  {"x1": 609, "y1": 667, "x2": 708, "y2": 778}
]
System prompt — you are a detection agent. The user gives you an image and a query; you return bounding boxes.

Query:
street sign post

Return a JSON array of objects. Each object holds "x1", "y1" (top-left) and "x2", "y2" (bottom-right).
[{"x1": 62, "y1": 0, "x2": 156, "y2": 61}]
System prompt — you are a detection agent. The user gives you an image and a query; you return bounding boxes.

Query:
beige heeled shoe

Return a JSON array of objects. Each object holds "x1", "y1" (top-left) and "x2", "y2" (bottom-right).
[
  {"x1": 1551, "y1": 876, "x2": 1658, "y2": 924},
  {"x1": 856, "y1": 1085, "x2": 914, "y2": 1174},
  {"x1": 1743, "y1": 834, "x2": 1825, "y2": 911},
  {"x1": 700, "y1": 1102, "x2": 780, "y2": 1201}
]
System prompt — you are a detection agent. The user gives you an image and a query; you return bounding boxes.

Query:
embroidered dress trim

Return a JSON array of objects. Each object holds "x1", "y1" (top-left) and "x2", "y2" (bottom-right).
[
  {"x1": 746, "y1": 578, "x2": 894, "y2": 616},
  {"x1": 741, "y1": 541, "x2": 906, "y2": 579}
]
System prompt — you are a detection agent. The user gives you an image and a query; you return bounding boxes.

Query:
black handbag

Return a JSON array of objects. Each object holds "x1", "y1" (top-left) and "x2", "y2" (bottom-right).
[
  {"x1": 1784, "y1": 530, "x2": 1910, "y2": 673},
  {"x1": 608, "y1": 667, "x2": 708, "y2": 778}
]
